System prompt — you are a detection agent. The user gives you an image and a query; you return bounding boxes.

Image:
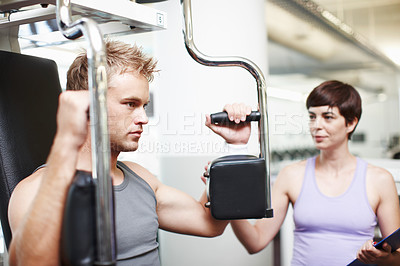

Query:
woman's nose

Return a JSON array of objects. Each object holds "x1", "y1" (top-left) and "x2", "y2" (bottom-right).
[{"x1": 310, "y1": 117, "x2": 322, "y2": 129}]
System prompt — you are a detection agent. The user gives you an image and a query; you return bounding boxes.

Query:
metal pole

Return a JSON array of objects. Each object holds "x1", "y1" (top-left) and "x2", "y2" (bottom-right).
[
  {"x1": 56, "y1": 0, "x2": 116, "y2": 264},
  {"x1": 181, "y1": 0, "x2": 273, "y2": 216}
]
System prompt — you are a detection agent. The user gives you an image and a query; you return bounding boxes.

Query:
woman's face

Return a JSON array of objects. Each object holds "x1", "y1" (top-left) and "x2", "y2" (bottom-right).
[{"x1": 308, "y1": 105, "x2": 357, "y2": 150}]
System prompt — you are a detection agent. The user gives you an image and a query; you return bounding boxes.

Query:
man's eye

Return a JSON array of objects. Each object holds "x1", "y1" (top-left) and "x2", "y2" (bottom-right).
[{"x1": 309, "y1": 115, "x2": 315, "y2": 120}]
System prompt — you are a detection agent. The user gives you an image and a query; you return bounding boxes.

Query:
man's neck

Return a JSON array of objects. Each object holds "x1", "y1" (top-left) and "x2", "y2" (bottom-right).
[
  {"x1": 76, "y1": 143, "x2": 120, "y2": 172},
  {"x1": 76, "y1": 138, "x2": 124, "y2": 185}
]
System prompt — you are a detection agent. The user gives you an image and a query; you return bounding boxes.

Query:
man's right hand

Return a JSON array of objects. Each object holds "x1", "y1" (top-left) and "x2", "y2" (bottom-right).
[
  {"x1": 205, "y1": 103, "x2": 252, "y2": 145},
  {"x1": 56, "y1": 90, "x2": 90, "y2": 149}
]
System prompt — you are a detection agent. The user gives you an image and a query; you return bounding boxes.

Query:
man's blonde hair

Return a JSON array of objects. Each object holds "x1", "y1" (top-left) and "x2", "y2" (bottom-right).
[{"x1": 67, "y1": 40, "x2": 158, "y2": 91}]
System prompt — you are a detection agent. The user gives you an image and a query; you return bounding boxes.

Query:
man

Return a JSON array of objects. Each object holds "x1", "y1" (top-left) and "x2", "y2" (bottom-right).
[{"x1": 8, "y1": 40, "x2": 252, "y2": 266}]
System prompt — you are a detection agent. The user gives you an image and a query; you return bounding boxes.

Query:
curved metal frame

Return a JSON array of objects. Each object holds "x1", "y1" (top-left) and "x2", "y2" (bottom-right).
[
  {"x1": 56, "y1": 0, "x2": 116, "y2": 264},
  {"x1": 181, "y1": 0, "x2": 273, "y2": 216}
]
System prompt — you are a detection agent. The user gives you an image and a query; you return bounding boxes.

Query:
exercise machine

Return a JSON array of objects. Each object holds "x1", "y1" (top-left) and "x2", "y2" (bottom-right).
[{"x1": 181, "y1": 0, "x2": 273, "y2": 219}]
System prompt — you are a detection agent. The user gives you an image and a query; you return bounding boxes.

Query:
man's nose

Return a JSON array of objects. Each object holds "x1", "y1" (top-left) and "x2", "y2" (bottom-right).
[{"x1": 134, "y1": 107, "x2": 149, "y2": 125}]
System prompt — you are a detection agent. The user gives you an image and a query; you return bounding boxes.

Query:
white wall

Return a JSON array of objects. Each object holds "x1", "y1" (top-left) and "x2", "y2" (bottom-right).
[{"x1": 152, "y1": 0, "x2": 266, "y2": 156}]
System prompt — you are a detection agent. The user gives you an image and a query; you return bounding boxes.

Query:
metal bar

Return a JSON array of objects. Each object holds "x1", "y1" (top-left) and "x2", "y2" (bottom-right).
[
  {"x1": 180, "y1": 0, "x2": 273, "y2": 215},
  {"x1": 0, "y1": 0, "x2": 53, "y2": 12},
  {"x1": 2, "y1": 0, "x2": 167, "y2": 32},
  {"x1": 56, "y1": 0, "x2": 116, "y2": 264}
]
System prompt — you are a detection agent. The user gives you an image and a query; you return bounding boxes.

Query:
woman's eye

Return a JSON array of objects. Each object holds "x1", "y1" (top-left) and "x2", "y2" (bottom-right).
[
  {"x1": 309, "y1": 115, "x2": 315, "y2": 120},
  {"x1": 127, "y1": 102, "x2": 134, "y2": 107}
]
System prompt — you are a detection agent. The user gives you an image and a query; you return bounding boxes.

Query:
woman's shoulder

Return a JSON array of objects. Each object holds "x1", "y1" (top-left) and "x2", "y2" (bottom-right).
[
  {"x1": 281, "y1": 159, "x2": 308, "y2": 173},
  {"x1": 365, "y1": 162, "x2": 394, "y2": 183},
  {"x1": 274, "y1": 159, "x2": 309, "y2": 200},
  {"x1": 277, "y1": 159, "x2": 308, "y2": 181},
  {"x1": 364, "y1": 161, "x2": 396, "y2": 196}
]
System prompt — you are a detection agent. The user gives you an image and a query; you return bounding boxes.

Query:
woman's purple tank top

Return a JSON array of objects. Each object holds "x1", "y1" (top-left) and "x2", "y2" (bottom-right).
[{"x1": 292, "y1": 156, "x2": 377, "y2": 266}]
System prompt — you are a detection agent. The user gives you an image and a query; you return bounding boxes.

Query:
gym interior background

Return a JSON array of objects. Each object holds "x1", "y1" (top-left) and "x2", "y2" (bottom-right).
[{"x1": 1, "y1": 0, "x2": 400, "y2": 265}]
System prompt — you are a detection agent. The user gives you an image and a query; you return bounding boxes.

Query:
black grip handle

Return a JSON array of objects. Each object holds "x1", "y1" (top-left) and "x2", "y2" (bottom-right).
[{"x1": 210, "y1": 111, "x2": 261, "y2": 124}]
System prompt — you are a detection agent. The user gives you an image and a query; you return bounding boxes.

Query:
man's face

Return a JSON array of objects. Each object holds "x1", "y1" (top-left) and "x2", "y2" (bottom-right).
[{"x1": 106, "y1": 72, "x2": 149, "y2": 153}]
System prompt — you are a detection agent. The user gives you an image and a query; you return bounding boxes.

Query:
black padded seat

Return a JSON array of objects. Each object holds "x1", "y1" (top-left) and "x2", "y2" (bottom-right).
[{"x1": 0, "y1": 50, "x2": 61, "y2": 249}]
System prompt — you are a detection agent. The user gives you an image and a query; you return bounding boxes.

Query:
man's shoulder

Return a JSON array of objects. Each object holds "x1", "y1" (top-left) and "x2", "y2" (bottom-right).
[
  {"x1": 12, "y1": 168, "x2": 44, "y2": 196},
  {"x1": 119, "y1": 161, "x2": 149, "y2": 176},
  {"x1": 8, "y1": 168, "x2": 44, "y2": 232},
  {"x1": 119, "y1": 161, "x2": 160, "y2": 189}
]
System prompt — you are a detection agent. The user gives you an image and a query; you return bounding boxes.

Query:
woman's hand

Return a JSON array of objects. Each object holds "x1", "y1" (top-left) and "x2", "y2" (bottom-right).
[{"x1": 357, "y1": 239, "x2": 391, "y2": 264}]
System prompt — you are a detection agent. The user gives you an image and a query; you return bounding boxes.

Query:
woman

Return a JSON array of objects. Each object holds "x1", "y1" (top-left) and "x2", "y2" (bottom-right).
[{"x1": 210, "y1": 81, "x2": 400, "y2": 265}]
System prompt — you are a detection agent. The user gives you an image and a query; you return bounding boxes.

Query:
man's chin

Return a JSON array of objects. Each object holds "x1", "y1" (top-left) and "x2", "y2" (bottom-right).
[
  {"x1": 121, "y1": 146, "x2": 139, "y2": 153},
  {"x1": 111, "y1": 143, "x2": 139, "y2": 153}
]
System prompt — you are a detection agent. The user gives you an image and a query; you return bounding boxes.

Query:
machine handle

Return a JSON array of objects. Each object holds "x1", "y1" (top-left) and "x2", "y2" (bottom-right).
[{"x1": 210, "y1": 111, "x2": 261, "y2": 124}]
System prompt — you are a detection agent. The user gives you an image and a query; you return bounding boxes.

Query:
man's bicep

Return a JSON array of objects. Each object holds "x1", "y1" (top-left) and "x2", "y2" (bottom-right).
[
  {"x1": 156, "y1": 184, "x2": 206, "y2": 233},
  {"x1": 156, "y1": 184, "x2": 193, "y2": 219}
]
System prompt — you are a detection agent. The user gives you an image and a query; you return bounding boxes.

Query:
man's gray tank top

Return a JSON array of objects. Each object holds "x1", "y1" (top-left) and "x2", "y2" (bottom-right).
[{"x1": 114, "y1": 161, "x2": 160, "y2": 266}]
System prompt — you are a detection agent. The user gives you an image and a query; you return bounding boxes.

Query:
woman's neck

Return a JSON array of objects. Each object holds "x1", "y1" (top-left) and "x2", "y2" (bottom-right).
[{"x1": 317, "y1": 146, "x2": 356, "y2": 172}]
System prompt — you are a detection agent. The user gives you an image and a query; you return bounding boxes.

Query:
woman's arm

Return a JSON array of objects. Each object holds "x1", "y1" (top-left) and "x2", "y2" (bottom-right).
[{"x1": 357, "y1": 165, "x2": 400, "y2": 265}]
